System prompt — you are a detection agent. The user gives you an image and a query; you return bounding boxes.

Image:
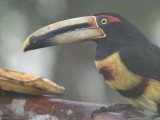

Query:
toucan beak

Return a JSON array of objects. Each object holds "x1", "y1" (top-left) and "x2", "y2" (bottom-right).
[{"x1": 23, "y1": 16, "x2": 106, "y2": 53}]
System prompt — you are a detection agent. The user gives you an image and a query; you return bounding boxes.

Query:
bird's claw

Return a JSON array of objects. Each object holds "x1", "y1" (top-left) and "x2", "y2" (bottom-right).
[
  {"x1": 91, "y1": 106, "x2": 108, "y2": 118},
  {"x1": 91, "y1": 103, "x2": 136, "y2": 118}
]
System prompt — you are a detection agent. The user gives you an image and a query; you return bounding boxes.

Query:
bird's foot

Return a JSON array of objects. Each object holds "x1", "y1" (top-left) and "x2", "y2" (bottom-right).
[
  {"x1": 127, "y1": 113, "x2": 160, "y2": 120},
  {"x1": 91, "y1": 103, "x2": 136, "y2": 118},
  {"x1": 91, "y1": 106, "x2": 108, "y2": 118}
]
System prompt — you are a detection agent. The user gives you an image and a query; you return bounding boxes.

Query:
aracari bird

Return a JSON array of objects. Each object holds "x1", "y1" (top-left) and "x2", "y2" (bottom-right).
[{"x1": 23, "y1": 13, "x2": 160, "y2": 118}]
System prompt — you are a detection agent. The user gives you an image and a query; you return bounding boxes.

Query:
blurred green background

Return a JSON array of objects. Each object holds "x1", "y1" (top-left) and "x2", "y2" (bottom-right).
[{"x1": 0, "y1": 0, "x2": 160, "y2": 105}]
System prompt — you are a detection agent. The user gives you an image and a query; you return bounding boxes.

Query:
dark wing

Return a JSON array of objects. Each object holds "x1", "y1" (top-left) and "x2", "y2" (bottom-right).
[{"x1": 119, "y1": 43, "x2": 160, "y2": 81}]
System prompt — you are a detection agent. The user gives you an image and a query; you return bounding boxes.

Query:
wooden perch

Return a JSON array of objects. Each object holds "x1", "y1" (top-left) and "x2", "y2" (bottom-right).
[{"x1": 0, "y1": 90, "x2": 145, "y2": 120}]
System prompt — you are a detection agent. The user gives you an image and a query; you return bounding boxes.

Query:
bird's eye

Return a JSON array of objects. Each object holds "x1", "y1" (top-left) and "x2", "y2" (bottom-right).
[{"x1": 101, "y1": 18, "x2": 107, "y2": 24}]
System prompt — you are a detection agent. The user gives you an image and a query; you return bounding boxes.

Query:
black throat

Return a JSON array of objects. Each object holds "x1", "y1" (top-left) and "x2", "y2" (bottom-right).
[{"x1": 94, "y1": 38, "x2": 122, "y2": 60}]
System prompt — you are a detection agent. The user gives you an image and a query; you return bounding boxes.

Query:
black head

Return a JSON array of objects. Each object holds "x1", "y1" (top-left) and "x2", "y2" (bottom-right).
[{"x1": 94, "y1": 12, "x2": 146, "y2": 42}]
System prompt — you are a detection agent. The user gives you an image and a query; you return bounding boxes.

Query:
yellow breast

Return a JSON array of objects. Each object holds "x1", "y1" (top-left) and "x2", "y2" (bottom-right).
[{"x1": 95, "y1": 52, "x2": 143, "y2": 90}]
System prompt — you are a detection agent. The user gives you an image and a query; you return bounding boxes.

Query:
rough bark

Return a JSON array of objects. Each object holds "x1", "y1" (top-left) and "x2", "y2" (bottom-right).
[{"x1": 0, "y1": 90, "x2": 145, "y2": 120}]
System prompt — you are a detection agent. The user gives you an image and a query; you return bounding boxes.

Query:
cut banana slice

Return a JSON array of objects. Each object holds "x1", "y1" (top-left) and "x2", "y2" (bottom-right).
[{"x1": 0, "y1": 69, "x2": 65, "y2": 95}]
